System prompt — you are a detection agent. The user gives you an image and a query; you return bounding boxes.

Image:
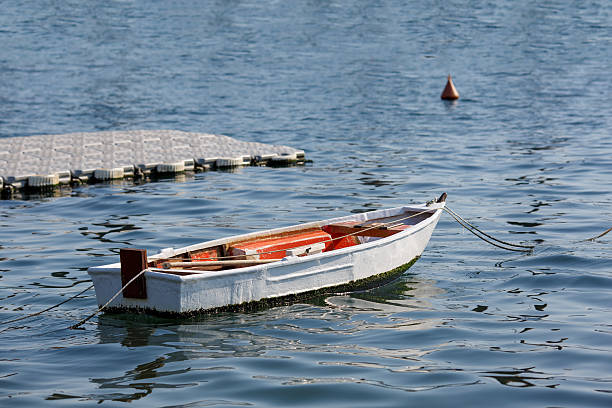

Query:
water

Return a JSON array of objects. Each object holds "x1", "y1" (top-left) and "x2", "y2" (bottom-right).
[{"x1": 1, "y1": 0, "x2": 611, "y2": 406}]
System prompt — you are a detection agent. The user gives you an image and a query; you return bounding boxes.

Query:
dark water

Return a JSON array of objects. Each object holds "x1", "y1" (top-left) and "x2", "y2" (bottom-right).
[{"x1": 1, "y1": 0, "x2": 611, "y2": 406}]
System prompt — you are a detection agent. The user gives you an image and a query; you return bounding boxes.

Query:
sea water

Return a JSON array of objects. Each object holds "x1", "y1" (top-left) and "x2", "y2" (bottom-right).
[{"x1": 1, "y1": 1, "x2": 611, "y2": 406}]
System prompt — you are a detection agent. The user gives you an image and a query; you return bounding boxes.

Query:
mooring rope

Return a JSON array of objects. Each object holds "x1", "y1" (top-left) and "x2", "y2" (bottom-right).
[
  {"x1": 583, "y1": 226, "x2": 612, "y2": 242},
  {"x1": 70, "y1": 269, "x2": 146, "y2": 330},
  {"x1": 0, "y1": 284, "x2": 94, "y2": 326},
  {"x1": 443, "y1": 206, "x2": 534, "y2": 252},
  {"x1": 445, "y1": 206, "x2": 611, "y2": 249}
]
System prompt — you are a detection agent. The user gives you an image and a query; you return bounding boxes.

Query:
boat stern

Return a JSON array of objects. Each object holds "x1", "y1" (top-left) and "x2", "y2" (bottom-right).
[{"x1": 87, "y1": 264, "x2": 185, "y2": 313}]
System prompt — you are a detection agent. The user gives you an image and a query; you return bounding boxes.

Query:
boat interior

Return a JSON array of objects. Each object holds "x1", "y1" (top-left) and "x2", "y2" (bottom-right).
[{"x1": 147, "y1": 209, "x2": 435, "y2": 272}]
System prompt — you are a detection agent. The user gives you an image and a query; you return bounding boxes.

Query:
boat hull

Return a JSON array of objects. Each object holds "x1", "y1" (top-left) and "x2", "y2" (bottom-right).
[{"x1": 88, "y1": 203, "x2": 443, "y2": 315}]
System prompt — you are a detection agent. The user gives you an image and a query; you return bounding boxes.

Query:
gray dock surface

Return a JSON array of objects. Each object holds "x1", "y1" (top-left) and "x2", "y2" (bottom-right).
[{"x1": 0, "y1": 130, "x2": 304, "y2": 192}]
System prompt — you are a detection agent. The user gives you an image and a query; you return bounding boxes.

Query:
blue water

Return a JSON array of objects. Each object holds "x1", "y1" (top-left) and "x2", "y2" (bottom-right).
[{"x1": 1, "y1": 0, "x2": 611, "y2": 406}]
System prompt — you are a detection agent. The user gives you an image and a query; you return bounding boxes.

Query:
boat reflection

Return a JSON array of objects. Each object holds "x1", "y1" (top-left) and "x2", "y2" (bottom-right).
[
  {"x1": 96, "y1": 274, "x2": 446, "y2": 345},
  {"x1": 326, "y1": 274, "x2": 445, "y2": 314},
  {"x1": 89, "y1": 275, "x2": 447, "y2": 402}
]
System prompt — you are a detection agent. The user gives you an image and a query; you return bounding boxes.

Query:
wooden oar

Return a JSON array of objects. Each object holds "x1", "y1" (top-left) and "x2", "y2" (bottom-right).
[{"x1": 162, "y1": 259, "x2": 278, "y2": 269}]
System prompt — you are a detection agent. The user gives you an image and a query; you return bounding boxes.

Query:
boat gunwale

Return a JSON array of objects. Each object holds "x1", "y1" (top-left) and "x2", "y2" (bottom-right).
[
  {"x1": 159, "y1": 202, "x2": 441, "y2": 253},
  {"x1": 146, "y1": 203, "x2": 442, "y2": 281},
  {"x1": 87, "y1": 202, "x2": 445, "y2": 284}
]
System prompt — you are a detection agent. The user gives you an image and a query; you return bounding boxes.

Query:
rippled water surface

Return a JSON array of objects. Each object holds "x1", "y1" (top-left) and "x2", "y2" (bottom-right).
[{"x1": 1, "y1": 1, "x2": 611, "y2": 406}]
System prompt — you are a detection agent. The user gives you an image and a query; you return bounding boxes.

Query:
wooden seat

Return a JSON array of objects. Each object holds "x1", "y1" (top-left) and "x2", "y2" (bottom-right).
[{"x1": 230, "y1": 230, "x2": 332, "y2": 260}]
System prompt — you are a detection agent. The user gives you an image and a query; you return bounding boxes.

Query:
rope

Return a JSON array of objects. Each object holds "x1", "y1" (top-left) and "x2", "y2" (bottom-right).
[
  {"x1": 443, "y1": 207, "x2": 534, "y2": 253},
  {"x1": 70, "y1": 269, "x2": 146, "y2": 330},
  {"x1": 445, "y1": 207, "x2": 610, "y2": 248},
  {"x1": 445, "y1": 207, "x2": 534, "y2": 249},
  {"x1": 583, "y1": 226, "x2": 612, "y2": 242},
  {"x1": 0, "y1": 284, "x2": 94, "y2": 326}
]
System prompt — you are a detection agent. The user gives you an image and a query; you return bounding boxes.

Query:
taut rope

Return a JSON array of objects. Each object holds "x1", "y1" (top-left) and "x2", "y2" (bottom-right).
[
  {"x1": 443, "y1": 206, "x2": 534, "y2": 252},
  {"x1": 70, "y1": 269, "x2": 147, "y2": 330},
  {"x1": 584, "y1": 226, "x2": 612, "y2": 242},
  {"x1": 0, "y1": 284, "x2": 93, "y2": 326}
]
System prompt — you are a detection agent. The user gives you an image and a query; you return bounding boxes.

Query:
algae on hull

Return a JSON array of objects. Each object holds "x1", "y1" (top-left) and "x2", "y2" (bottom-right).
[{"x1": 105, "y1": 257, "x2": 420, "y2": 317}]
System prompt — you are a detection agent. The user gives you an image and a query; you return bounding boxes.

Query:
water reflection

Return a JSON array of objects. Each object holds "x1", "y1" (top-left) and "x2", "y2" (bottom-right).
[
  {"x1": 507, "y1": 220, "x2": 542, "y2": 228},
  {"x1": 84, "y1": 274, "x2": 450, "y2": 403},
  {"x1": 357, "y1": 172, "x2": 392, "y2": 188},
  {"x1": 89, "y1": 354, "x2": 195, "y2": 403},
  {"x1": 1, "y1": 185, "x2": 73, "y2": 201},
  {"x1": 482, "y1": 367, "x2": 556, "y2": 388},
  {"x1": 79, "y1": 217, "x2": 142, "y2": 245},
  {"x1": 329, "y1": 275, "x2": 445, "y2": 313},
  {"x1": 504, "y1": 174, "x2": 558, "y2": 186},
  {"x1": 95, "y1": 276, "x2": 423, "y2": 363},
  {"x1": 96, "y1": 274, "x2": 445, "y2": 347},
  {"x1": 506, "y1": 137, "x2": 570, "y2": 155},
  {"x1": 1, "y1": 174, "x2": 201, "y2": 201},
  {"x1": 526, "y1": 200, "x2": 551, "y2": 214}
]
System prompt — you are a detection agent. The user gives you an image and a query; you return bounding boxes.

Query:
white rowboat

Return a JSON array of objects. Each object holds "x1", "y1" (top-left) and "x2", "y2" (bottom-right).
[{"x1": 88, "y1": 194, "x2": 446, "y2": 315}]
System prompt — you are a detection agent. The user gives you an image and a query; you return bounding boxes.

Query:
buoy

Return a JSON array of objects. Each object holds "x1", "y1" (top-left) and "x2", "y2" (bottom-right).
[{"x1": 441, "y1": 75, "x2": 459, "y2": 100}]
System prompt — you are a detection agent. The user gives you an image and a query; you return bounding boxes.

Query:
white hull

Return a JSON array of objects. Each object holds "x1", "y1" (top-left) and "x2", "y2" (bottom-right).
[{"x1": 88, "y1": 201, "x2": 444, "y2": 314}]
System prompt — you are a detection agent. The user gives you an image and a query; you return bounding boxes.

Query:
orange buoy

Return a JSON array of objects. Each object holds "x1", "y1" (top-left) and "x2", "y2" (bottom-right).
[{"x1": 441, "y1": 74, "x2": 459, "y2": 100}]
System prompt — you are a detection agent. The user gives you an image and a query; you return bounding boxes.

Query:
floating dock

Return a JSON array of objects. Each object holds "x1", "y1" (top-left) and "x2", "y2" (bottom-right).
[{"x1": 0, "y1": 130, "x2": 305, "y2": 195}]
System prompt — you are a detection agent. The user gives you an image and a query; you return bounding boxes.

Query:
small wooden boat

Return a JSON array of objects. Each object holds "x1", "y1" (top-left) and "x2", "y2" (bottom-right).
[{"x1": 88, "y1": 194, "x2": 447, "y2": 315}]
